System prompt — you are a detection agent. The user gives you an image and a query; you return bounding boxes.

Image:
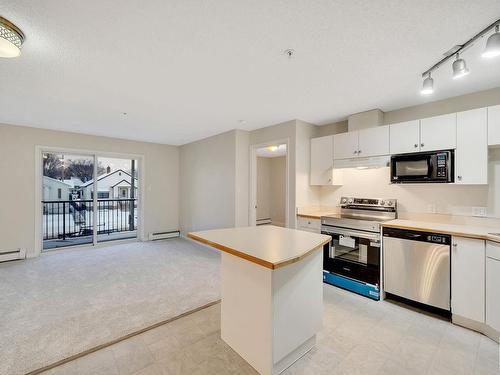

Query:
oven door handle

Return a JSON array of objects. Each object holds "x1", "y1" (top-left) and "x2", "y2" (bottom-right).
[{"x1": 322, "y1": 227, "x2": 380, "y2": 242}]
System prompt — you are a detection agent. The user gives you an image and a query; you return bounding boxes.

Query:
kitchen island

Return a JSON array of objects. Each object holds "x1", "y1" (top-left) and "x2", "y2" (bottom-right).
[{"x1": 188, "y1": 225, "x2": 330, "y2": 375}]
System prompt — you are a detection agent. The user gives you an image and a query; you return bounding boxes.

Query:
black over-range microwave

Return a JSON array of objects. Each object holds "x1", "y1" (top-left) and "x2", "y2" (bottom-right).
[{"x1": 390, "y1": 150, "x2": 454, "y2": 183}]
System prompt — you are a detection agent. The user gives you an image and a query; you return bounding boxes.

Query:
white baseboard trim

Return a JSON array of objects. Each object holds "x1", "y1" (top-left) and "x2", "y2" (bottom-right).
[{"x1": 452, "y1": 314, "x2": 500, "y2": 343}]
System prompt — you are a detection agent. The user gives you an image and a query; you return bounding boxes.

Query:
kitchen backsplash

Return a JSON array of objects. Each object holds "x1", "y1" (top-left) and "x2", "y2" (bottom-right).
[{"x1": 319, "y1": 148, "x2": 500, "y2": 218}]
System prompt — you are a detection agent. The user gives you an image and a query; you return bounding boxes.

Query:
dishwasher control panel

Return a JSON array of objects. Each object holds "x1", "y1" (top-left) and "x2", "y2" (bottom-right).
[{"x1": 383, "y1": 227, "x2": 451, "y2": 245}]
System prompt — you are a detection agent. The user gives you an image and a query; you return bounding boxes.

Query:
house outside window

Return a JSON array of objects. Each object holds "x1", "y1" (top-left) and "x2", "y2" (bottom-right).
[
  {"x1": 97, "y1": 192, "x2": 110, "y2": 199},
  {"x1": 57, "y1": 188, "x2": 62, "y2": 199}
]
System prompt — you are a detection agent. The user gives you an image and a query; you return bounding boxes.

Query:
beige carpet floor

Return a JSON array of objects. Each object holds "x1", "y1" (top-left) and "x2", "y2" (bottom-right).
[{"x1": 0, "y1": 239, "x2": 220, "y2": 375}]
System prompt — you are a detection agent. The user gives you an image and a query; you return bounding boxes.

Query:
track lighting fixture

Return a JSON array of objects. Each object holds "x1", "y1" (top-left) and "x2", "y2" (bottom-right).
[
  {"x1": 420, "y1": 73, "x2": 434, "y2": 95},
  {"x1": 419, "y1": 18, "x2": 500, "y2": 95},
  {"x1": 452, "y1": 54, "x2": 469, "y2": 79},
  {"x1": 482, "y1": 25, "x2": 500, "y2": 59}
]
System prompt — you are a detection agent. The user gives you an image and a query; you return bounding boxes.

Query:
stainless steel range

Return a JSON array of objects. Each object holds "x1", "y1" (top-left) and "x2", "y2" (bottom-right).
[{"x1": 321, "y1": 197, "x2": 397, "y2": 300}]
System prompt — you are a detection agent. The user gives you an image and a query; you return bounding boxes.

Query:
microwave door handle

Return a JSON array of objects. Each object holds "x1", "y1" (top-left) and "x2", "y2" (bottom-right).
[{"x1": 428, "y1": 157, "x2": 434, "y2": 178}]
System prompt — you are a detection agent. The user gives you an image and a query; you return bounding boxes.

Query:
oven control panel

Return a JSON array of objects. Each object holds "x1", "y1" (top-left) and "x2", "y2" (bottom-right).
[
  {"x1": 340, "y1": 197, "x2": 396, "y2": 208},
  {"x1": 436, "y1": 153, "x2": 448, "y2": 178}
]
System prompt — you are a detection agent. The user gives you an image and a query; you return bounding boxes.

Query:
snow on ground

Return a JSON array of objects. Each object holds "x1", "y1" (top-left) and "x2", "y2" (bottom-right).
[{"x1": 43, "y1": 208, "x2": 138, "y2": 240}]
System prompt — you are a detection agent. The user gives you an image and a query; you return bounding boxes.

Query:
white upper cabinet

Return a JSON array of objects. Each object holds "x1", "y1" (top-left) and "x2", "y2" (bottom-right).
[
  {"x1": 420, "y1": 113, "x2": 457, "y2": 152},
  {"x1": 488, "y1": 104, "x2": 500, "y2": 146},
  {"x1": 310, "y1": 136, "x2": 333, "y2": 185},
  {"x1": 451, "y1": 237, "x2": 485, "y2": 323},
  {"x1": 358, "y1": 125, "x2": 390, "y2": 157},
  {"x1": 333, "y1": 131, "x2": 359, "y2": 160},
  {"x1": 456, "y1": 108, "x2": 488, "y2": 184},
  {"x1": 389, "y1": 120, "x2": 420, "y2": 154}
]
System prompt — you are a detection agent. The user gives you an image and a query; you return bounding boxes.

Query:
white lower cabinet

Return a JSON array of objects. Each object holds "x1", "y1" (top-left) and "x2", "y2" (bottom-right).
[
  {"x1": 297, "y1": 217, "x2": 321, "y2": 233},
  {"x1": 451, "y1": 237, "x2": 485, "y2": 323},
  {"x1": 486, "y1": 241, "x2": 500, "y2": 333}
]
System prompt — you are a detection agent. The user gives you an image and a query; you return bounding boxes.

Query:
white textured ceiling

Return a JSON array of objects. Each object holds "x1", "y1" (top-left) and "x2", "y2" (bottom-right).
[{"x1": 1, "y1": 1, "x2": 500, "y2": 145}]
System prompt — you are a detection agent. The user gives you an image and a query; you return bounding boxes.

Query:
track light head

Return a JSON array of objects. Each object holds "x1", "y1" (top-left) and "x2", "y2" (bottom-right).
[
  {"x1": 420, "y1": 74, "x2": 434, "y2": 95},
  {"x1": 482, "y1": 25, "x2": 500, "y2": 59},
  {"x1": 452, "y1": 55, "x2": 470, "y2": 79}
]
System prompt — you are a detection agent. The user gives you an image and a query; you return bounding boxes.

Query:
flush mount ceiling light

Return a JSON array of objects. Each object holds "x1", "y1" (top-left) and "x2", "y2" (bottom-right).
[
  {"x1": 482, "y1": 25, "x2": 500, "y2": 58},
  {"x1": 0, "y1": 16, "x2": 24, "y2": 58},
  {"x1": 420, "y1": 73, "x2": 434, "y2": 95},
  {"x1": 267, "y1": 145, "x2": 278, "y2": 152},
  {"x1": 419, "y1": 17, "x2": 500, "y2": 95},
  {"x1": 452, "y1": 54, "x2": 470, "y2": 79}
]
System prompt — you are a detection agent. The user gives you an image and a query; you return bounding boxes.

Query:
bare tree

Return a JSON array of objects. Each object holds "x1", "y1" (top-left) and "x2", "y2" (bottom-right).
[
  {"x1": 66, "y1": 160, "x2": 106, "y2": 183},
  {"x1": 43, "y1": 154, "x2": 63, "y2": 179}
]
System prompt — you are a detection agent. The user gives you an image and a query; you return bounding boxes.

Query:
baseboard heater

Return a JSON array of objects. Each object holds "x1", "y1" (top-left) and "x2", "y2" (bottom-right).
[
  {"x1": 0, "y1": 248, "x2": 26, "y2": 263},
  {"x1": 149, "y1": 230, "x2": 180, "y2": 241},
  {"x1": 256, "y1": 218, "x2": 272, "y2": 226}
]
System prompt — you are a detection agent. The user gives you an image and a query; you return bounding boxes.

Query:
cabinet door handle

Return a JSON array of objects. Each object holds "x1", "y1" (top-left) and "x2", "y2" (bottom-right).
[
  {"x1": 421, "y1": 143, "x2": 424, "y2": 147},
  {"x1": 353, "y1": 150, "x2": 358, "y2": 154},
  {"x1": 414, "y1": 144, "x2": 418, "y2": 148},
  {"x1": 457, "y1": 176, "x2": 462, "y2": 181},
  {"x1": 358, "y1": 150, "x2": 362, "y2": 154}
]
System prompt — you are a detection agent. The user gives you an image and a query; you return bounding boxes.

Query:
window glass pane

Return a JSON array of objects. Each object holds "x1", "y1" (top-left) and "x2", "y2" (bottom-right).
[
  {"x1": 96, "y1": 157, "x2": 138, "y2": 243},
  {"x1": 42, "y1": 153, "x2": 94, "y2": 250}
]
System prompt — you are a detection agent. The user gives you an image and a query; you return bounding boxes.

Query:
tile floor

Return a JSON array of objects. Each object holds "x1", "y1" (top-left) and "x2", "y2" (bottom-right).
[{"x1": 43, "y1": 285, "x2": 499, "y2": 375}]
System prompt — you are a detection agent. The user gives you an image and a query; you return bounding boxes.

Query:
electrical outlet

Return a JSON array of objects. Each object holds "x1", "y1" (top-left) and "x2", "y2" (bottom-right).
[{"x1": 472, "y1": 207, "x2": 487, "y2": 217}]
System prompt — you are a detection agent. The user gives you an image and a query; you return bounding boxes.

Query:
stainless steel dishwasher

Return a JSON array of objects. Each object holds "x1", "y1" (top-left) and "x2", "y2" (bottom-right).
[{"x1": 383, "y1": 227, "x2": 451, "y2": 310}]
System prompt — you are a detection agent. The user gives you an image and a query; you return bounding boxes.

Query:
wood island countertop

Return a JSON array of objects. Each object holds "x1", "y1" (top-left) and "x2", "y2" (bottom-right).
[{"x1": 188, "y1": 225, "x2": 331, "y2": 269}]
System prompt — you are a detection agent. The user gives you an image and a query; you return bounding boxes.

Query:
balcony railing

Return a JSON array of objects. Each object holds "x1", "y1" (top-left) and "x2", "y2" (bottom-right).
[{"x1": 42, "y1": 199, "x2": 137, "y2": 241}]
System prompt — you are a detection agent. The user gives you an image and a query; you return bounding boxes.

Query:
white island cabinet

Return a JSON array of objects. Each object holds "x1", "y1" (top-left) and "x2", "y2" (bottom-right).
[{"x1": 188, "y1": 226, "x2": 330, "y2": 375}]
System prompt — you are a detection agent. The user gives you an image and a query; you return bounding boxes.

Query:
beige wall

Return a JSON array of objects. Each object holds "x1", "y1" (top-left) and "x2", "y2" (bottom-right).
[
  {"x1": 0, "y1": 124, "x2": 179, "y2": 257},
  {"x1": 234, "y1": 130, "x2": 250, "y2": 227},
  {"x1": 179, "y1": 130, "x2": 238, "y2": 233},
  {"x1": 295, "y1": 120, "x2": 320, "y2": 208},
  {"x1": 269, "y1": 156, "x2": 286, "y2": 226},
  {"x1": 256, "y1": 157, "x2": 271, "y2": 220},
  {"x1": 256, "y1": 156, "x2": 286, "y2": 226},
  {"x1": 384, "y1": 87, "x2": 500, "y2": 125}
]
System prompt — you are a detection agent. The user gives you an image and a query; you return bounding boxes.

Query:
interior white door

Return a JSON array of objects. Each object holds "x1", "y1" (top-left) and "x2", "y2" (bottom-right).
[
  {"x1": 486, "y1": 241, "x2": 500, "y2": 332},
  {"x1": 420, "y1": 113, "x2": 457, "y2": 152},
  {"x1": 389, "y1": 120, "x2": 420, "y2": 154},
  {"x1": 451, "y1": 237, "x2": 485, "y2": 323},
  {"x1": 456, "y1": 108, "x2": 488, "y2": 184},
  {"x1": 488, "y1": 104, "x2": 500, "y2": 146},
  {"x1": 333, "y1": 131, "x2": 359, "y2": 160},
  {"x1": 310, "y1": 136, "x2": 333, "y2": 185},
  {"x1": 358, "y1": 125, "x2": 390, "y2": 157}
]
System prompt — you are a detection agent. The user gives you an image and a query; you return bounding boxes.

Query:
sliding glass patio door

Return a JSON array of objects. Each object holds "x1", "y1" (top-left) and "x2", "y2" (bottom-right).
[
  {"x1": 96, "y1": 157, "x2": 138, "y2": 243},
  {"x1": 41, "y1": 152, "x2": 139, "y2": 251}
]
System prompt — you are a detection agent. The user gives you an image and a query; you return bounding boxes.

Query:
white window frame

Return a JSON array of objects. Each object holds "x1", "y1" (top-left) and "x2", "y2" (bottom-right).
[{"x1": 34, "y1": 146, "x2": 145, "y2": 256}]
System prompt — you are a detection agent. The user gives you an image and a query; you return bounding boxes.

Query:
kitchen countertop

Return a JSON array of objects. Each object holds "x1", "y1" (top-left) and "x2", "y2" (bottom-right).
[
  {"x1": 383, "y1": 219, "x2": 500, "y2": 244},
  {"x1": 297, "y1": 209, "x2": 339, "y2": 219},
  {"x1": 188, "y1": 225, "x2": 331, "y2": 269}
]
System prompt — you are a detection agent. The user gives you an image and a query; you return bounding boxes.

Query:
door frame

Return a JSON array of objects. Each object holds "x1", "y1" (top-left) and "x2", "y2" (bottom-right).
[
  {"x1": 249, "y1": 138, "x2": 290, "y2": 228},
  {"x1": 34, "y1": 146, "x2": 145, "y2": 257}
]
